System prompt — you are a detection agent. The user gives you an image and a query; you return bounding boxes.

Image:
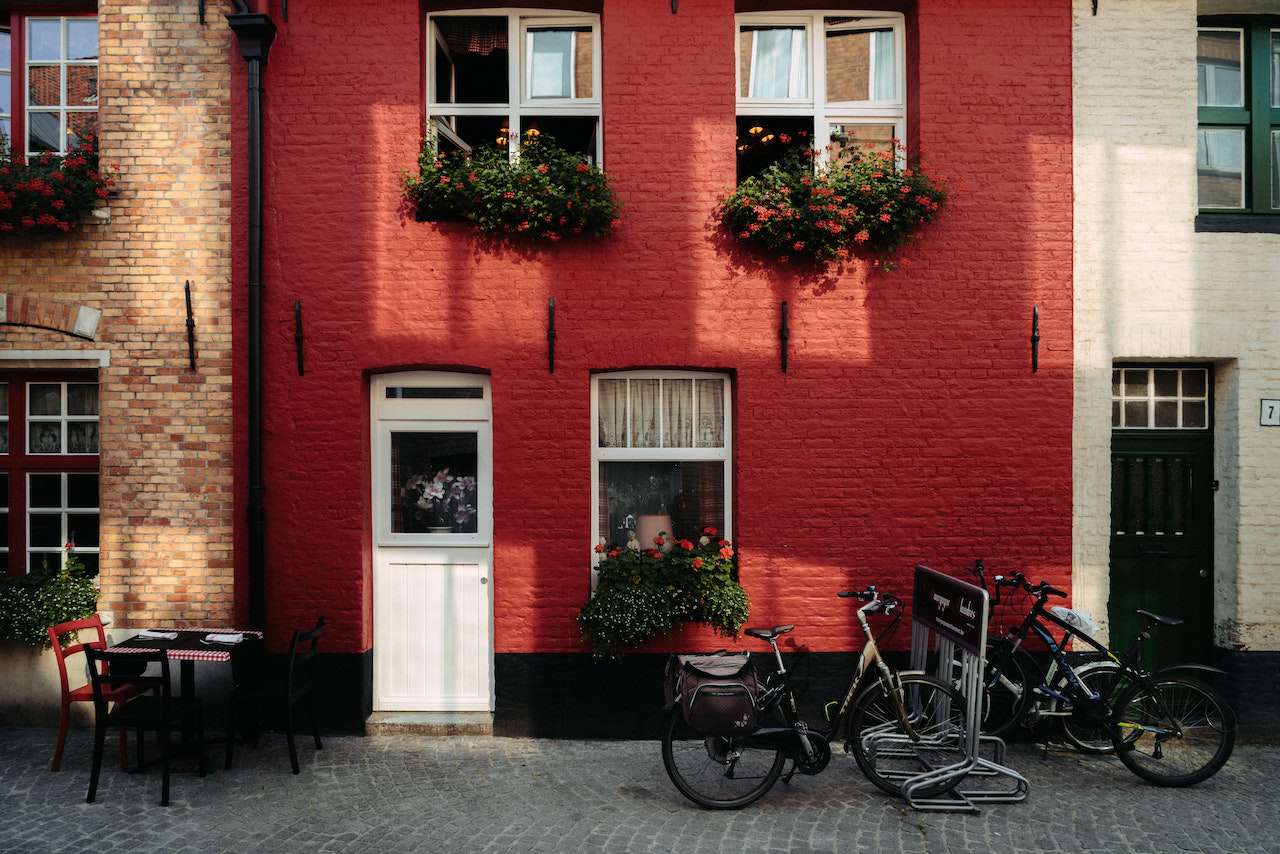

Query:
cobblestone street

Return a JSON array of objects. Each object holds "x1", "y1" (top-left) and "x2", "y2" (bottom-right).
[{"x1": 0, "y1": 728, "x2": 1275, "y2": 853}]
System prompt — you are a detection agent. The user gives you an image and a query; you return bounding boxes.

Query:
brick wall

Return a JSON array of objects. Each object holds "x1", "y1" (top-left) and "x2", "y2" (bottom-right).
[
  {"x1": 246, "y1": 0, "x2": 1073, "y2": 657},
  {"x1": 0, "y1": 2, "x2": 235, "y2": 627},
  {"x1": 1073, "y1": 0, "x2": 1280, "y2": 649}
]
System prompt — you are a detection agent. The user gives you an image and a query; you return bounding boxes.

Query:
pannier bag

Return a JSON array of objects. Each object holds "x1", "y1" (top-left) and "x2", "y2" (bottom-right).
[{"x1": 665, "y1": 652, "x2": 760, "y2": 737}]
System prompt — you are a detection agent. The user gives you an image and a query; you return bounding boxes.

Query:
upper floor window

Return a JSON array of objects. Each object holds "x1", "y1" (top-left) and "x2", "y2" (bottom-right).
[
  {"x1": 591, "y1": 372, "x2": 732, "y2": 554},
  {"x1": 426, "y1": 10, "x2": 602, "y2": 165},
  {"x1": 0, "y1": 15, "x2": 98, "y2": 157},
  {"x1": 736, "y1": 11, "x2": 905, "y2": 181},
  {"x1": 1196, "y1": 22, "x2": 1279, "y2": 213}
]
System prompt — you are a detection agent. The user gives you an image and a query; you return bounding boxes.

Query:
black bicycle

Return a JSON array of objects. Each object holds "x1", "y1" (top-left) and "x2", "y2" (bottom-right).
[
  {"x1": 978, "y1": 571, "x2": 1235, "y2": 786},
  {"x1": 661, "y1": 587, "x2": 968, "y2": 809}
]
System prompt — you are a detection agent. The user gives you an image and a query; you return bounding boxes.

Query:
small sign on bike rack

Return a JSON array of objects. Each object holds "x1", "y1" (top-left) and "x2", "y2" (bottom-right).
[{"x1": 911, "y1": 565, "x2": 988, "y2": 656}]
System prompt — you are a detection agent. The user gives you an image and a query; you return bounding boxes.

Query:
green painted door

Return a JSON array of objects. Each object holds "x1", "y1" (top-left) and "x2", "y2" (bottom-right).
[{"x1": 1108, "y1": 434, "x2": 1214, "y2": 667}]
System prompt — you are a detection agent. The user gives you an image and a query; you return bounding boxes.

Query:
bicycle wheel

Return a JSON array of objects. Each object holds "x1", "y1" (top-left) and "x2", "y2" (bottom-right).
[
  {"x1": 981, "y1": 641, "x2": 1034, "y2": 738},
  {"x1": 1061, "y1": 661, "x2": 1129, "y2": 754},
  {"x1": 1112, "y1": 675, "x2": 1236, "y2": 787},
  {"x1": 848, "y1": 674, "x2": 968, "y2": 799},
  {"x1": 661, "y1": 706, "x2": 786, "y2": 809}
]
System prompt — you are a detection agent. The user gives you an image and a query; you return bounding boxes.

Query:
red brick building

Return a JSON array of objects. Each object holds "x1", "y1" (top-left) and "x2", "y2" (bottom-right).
[{"x1": 228, "y1": 0, "x2": 1073, "y2": 735}]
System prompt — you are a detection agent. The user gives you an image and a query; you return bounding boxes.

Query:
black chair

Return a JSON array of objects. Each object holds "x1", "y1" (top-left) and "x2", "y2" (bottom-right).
[
  {"x1": 84, "y1": 648, "x2": 202, "y2": 807},
  {"x1": 226, "y1": 616, "x2": 325, "y2": 775}
]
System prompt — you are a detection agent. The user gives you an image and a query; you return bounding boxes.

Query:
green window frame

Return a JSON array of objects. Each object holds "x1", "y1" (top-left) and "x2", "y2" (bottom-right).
[{"x1": 1196, "y1": 19, "x2": 1280, "y2": 215}]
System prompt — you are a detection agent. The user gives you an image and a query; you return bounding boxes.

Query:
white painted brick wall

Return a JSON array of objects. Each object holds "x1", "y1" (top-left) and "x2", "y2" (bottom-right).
[{"x1": 1074, "y1": 0, "x2": 1280, "y2": 650}]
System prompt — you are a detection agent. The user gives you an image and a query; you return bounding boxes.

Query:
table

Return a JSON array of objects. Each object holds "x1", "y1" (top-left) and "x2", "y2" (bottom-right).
[{"x1": 107, "y1": 628, "x2": 264, "y2": 757}]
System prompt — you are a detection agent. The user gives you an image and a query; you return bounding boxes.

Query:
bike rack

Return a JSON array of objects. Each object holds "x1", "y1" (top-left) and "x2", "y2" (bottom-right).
[{"x1": 863, "y1": 565, "x2": 1029, "y2": 813}]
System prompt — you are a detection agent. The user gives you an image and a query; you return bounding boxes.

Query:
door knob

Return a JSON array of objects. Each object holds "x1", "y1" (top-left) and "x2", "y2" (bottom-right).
[
  {"x1": 1199, "y1": 570, "x2": 1207, "y2": 578},
  {"x1": 481, "y1": 577, "x2": 488, "y2": 584}
]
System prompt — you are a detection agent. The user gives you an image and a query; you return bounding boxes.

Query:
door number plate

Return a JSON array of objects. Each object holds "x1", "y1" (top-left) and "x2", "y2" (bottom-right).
[{"x1": 1262, "y1": 400, "x2": 1280, "y2": 427}]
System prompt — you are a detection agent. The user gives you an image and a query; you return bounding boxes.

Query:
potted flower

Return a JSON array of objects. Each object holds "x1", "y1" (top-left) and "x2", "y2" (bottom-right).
[
  {"x1": 403, "y1": 129, "x2": 621, "y2": 243},
  {"x1": 719, "y1": 136, "x2": 945, "y2": 269},
  {"x1": 578, "y1": 527, "x2": 749, "y2": 659},
  {"x1": 0, "y1": 133, "x2": 114, "y2": 235},
  {"x1": 400, "y1": 469, "x2": 478, "y2": 533}
]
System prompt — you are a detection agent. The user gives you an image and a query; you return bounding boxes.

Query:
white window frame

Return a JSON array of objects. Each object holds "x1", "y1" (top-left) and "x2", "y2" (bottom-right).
[
  {"x1": 25, "y1": 381, "x2": 98, "y2": 456},
  {"x1": 1196, "y1": 27, "x2": 1245, "y2": 109},
  {"x1": 24, "y1": 16, "x2": 98, "y2": 157},
  {"x1": 26, "y1": 471, "x2": 98, "y2": 573},
  {"x1": 1112, "y1": 368, "x2": 1210, "y2": 431},
  {"x1": 736, "y1": 10, "x2": 906, "y2": 166},
  {"x1": 590, "y1": 370, "x2": 733, "y2": 562},
  {"x1": 425, "y1": 8, "x2": 603, "y2": 166}
]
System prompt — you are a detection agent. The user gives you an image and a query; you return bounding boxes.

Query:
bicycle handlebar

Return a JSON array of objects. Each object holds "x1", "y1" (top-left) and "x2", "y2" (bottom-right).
[{"x1": 994, "y1": 571, "x2": 1066, "y2": 599}]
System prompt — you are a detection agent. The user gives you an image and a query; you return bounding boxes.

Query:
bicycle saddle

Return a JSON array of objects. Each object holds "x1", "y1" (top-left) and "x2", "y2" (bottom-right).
[
  {"x1": 745, "y1": 625, "x2": 794, "y2": 641},
  {"x1": 1136, "y1": 609, "x2": 1183, "y2": 627}
]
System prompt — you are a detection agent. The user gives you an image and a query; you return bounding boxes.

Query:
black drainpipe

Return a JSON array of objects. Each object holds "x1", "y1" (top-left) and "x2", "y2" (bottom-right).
[{"x1": 227, "y1": 5, "x2": 277, "y2": 631}]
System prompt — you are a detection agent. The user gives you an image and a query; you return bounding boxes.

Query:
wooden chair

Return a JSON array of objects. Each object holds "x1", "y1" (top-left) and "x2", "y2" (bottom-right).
[
  {"x1": 84, "y1": 647, "x2": 202, "y2": 807},
  {"x1": 225, "y1": 616, "x2": 325, "y2": 775},
  {"x1": 47, "y1": 614, "x2": 141, "y2": 772}
]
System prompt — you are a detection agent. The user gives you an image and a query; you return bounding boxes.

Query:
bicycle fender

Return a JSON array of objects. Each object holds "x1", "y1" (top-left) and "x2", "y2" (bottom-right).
[{"x1": 1150, "y1": 663, "x2": 1227, "y2": 680}]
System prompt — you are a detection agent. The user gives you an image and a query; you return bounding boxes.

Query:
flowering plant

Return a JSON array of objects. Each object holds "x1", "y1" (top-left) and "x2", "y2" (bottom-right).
[
  {"x1": 0, "y1": 133, "x2": 113, "y2": 235},
  {"x1": 0, "y1": 543, "x2": 97, "y2": 648},
  {"x1": 404, "y1": 129, "x2": 620, "y2": 242},
  {"x1": 578, "y1": 527, "x2": 749, "y2": 659},
  {"x1": 401, "y1": 469, "x2": 478, "y2": 531},
  {"x1": 719, "y1": 140, "x2": 945, "y2": 268}
]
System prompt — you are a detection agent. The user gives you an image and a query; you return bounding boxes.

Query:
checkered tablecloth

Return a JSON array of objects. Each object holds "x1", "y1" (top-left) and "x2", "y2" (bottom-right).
[
  {"x1": 108, "y1": 628, "x2": 264, "y2": 663},
  {"x1": 103, "y1": 645, "x2": 236, "y2": 662}
]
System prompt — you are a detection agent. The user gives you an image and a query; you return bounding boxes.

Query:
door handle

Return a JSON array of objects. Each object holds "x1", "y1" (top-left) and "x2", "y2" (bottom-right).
[
  {"x1": 1199, "y1": 570, "x2": 1208, "y2": 578},
  {"x1": 480, "y1": 577, "x2": 488, "y2": 585}
]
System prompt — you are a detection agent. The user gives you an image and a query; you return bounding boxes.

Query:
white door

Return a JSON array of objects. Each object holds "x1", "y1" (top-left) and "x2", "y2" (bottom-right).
[{"x1": 372, "y1": 372, "x2": 493, "y2": 712}]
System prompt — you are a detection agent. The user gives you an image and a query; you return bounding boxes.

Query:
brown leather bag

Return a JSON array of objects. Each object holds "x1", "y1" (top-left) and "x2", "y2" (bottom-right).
[{"x1": 665, "y1": 652, "x2": 760, "y2": 737}]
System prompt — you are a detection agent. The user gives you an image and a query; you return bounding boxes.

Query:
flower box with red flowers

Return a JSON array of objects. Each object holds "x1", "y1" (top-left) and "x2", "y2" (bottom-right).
[
  {"x1": 719, "y1": 138, "x2": 945, "y2": 269},
  {"x1": 404, "y1": 129, "x2": 620, "y2": 243},
  {"x1": 0, "y1": 136, "x2": 113, "y2": 236},
  {"x1": 578, "y1": 527, "x2": 749, "y2": 659}
]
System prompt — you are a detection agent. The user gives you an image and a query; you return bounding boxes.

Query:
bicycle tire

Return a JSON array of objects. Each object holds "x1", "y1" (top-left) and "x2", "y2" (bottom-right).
[
  {"x1": 1060, "y1": 661, "x2": 1128, "y2": 754},
  {"x1": 981, "y1": 641, "x2": 1035, "y2": 738},
  {"x1": 848, "y1": 674, "x2": 968, "y2": 799},
  {"x1": 1111, "y1": 675, "x2": 1236, "y2": 787},
  {"x1": 661, "y1": 706, "x2": 786, "y2": 810}
]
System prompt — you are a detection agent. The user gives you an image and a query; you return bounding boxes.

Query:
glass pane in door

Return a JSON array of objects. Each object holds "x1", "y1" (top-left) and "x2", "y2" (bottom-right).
[{"x1": 390, "y1": 431, "x2": 479, "y2": 534}]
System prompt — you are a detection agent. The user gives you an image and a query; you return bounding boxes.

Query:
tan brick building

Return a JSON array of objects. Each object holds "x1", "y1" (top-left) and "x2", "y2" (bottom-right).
[{"x1": 0, "y1": 0, "x2": 236, "y2": 669}]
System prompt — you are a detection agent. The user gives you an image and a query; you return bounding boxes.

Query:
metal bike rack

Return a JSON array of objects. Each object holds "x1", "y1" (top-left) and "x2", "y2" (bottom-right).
[{"x1": 863, "y1": 565, "x2": 1029, "y2": 813}]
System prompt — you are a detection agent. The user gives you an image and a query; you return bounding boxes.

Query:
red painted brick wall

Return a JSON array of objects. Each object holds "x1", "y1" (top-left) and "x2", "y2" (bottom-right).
[{"x1": 235, "y1": 0, "x2": 1073, "y2": 656}]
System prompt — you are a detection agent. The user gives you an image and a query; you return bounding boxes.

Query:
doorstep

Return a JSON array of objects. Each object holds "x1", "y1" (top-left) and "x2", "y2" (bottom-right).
[{"x1": 365, "y1": 711, "x2": 494, "y2": 736}]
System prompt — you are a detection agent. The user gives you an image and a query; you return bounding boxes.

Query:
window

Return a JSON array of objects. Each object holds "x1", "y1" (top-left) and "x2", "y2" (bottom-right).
[
  {"x1": 591, "y1": 372, "x2": 731, "y2": 554},
  {"x1": 1112, "y1": 368, "x2": 1209, "y2": 430},
  {"x1": 0, "y1": 15, "x2": 98, "y2": 156},
  {"x1": 1196, "y1": 22, "x2": 1280, "y2": 213},
  {"x1": 426, "y1": 10, "x2": 602, "y2": 165},
  {"x1": 736, "y1": 11, "x2": 905, "y2": 181},
  {"x1": 0, "y1": 371, "x2": 100, "y2": 575}
]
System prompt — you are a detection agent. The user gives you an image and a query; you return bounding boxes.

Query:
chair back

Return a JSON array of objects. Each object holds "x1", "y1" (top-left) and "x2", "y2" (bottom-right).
[
  {"x1": 84, "y1": 647, "x2": 171, "y2": 714},
  {"x1": 286, "y1": 616, "x2": 325, "y2": 694},
  {"x1": 48, "y1": 614, "x2": 109, "y2": 699}
]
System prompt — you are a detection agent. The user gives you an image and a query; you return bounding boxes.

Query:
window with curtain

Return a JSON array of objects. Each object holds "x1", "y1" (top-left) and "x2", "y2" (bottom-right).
[
  {"x1": 592, "y1": 372, "x2": 731, "y2": 553},
  {"x1": 427, "y1": 11, "x2": 602, "y2": 165},
  {"x1": 1196, "y1": 22, "x2": 1280, "y2": 214},
  {"x1": 735, "y1": 12, "x2": 906, "y2": 182}
]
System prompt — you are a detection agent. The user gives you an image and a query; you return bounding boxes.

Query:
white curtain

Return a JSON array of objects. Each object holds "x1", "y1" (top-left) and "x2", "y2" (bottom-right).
[
  {"x1": 872, "y1": 29, "x2": 895, "y2": 101},
  {"x1": 630, "y1": 379, "x2": 660, "y2": 448},
  {"x1": 663, "y1": 380, "x2": 693, "y2": 448},
  {"x1": 598, "y1": 379, "x2": 628, "y2": 447},
  {"x1": 695, "y1": 379, "x2": 724, "y2": 448},
  {"x1": 530, "y1": 30, "x2": 573, "y2": 98},
  {"x1": 751, "y1": 28, "x2": 806, "y2": 98}
]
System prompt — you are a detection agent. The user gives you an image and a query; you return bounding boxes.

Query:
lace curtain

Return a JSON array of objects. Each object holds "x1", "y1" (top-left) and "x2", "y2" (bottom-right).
[{"x1": 598, "y1": 377, "x2": 723, "y2": 449}]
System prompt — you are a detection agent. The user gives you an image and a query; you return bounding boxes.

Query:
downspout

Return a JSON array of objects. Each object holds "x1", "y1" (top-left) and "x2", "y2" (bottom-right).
[{"x1": 227, "y1": 5, "x2": 277, "y2": 631}]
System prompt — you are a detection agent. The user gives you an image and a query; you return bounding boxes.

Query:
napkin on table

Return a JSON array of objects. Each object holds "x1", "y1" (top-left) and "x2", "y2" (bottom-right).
[
  {"x1": 205, "y1": 632, "x2": 243, "y2": 644},
  {"x1": 136, "y1": 630, "x2": 178, "y2": 640}
]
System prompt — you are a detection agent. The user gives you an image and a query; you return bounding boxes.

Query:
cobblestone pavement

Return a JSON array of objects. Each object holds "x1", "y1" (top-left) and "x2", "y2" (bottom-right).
[{"x1": 0, "y1": 728, "x2": 1276, "y2": 854}]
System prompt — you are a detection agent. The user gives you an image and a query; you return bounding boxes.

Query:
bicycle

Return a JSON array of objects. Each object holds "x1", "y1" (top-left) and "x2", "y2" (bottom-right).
[
  {"x1": 967, "y1": 561, "x2": 1127, "y2": 754},
  {"x1": 661, "y1": 586, "x2": 969, "y2": 810},
  {"x1": 978, "y1": 571, "x2": 1236, "y2": 786}
]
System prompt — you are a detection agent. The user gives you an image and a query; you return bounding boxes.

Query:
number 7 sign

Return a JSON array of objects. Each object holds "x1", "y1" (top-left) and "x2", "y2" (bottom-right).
[{"x1": 1263, "y1": 400, "x2": 1280, "y2": 427}]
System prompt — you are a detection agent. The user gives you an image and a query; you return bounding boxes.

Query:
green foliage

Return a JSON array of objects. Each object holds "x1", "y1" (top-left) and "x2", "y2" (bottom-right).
[
  {"x1": 0, "y1": 549, "x2": 98, "y2": 648},
  {"x1": 578, "y1": 530, "x2": 750, "y2": 659},
  {"x1": 403, "y1": 130, "x2": 621, "y2": 242},
  {"x1": 719, "y1": 141, "x2": 945, "y2": 268},
  {"x1": 0, "y1": 133, "x2": 113, "y2": 235}
]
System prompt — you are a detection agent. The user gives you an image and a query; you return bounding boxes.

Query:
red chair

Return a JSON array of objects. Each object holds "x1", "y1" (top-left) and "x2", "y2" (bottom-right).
[{"x1": 48, "y1": 614, "x2": 142, "y2": 772}]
